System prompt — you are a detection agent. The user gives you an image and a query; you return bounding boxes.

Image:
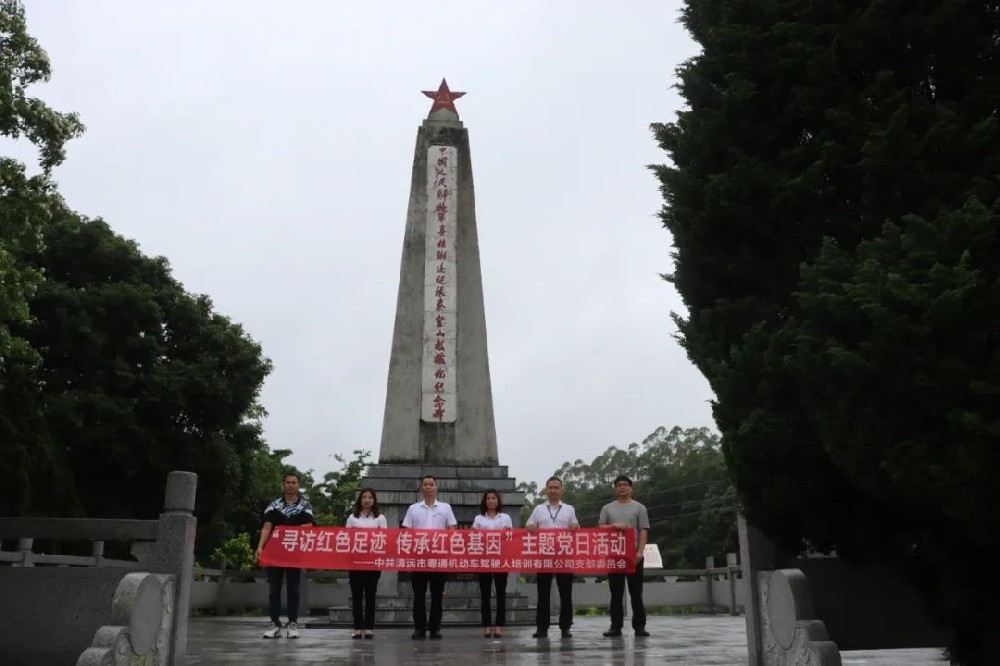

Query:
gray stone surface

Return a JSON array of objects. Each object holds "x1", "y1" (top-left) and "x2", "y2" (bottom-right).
[
  {"x1": 0, "y1": 472, "x2": 196, "y2": 666},
  {"x1": 0, "y1": 566, "x2": 125, "y2": 665},
  {"x1": 77, "y1": 571, "x2": 177, "y2": 665},
  {"x1": 140, "y1": 477, "x2": 198, "y2": 665},
  {"x1": 186, "y1": 616, "x2": 948, "y2": 665},
  {"x1": 378, "y1": 111, "x2": 497, "y2": 467},
  {"x1": 111, "y1": 572, "x2": 164, "y2": 654},
  {"x1": 362, "y1": 463, "x2": 525, "y2": 526},
  {"x1": 739, "y1": 514, "x2": 775, "y2": 666},
  {"x1": 164, "y1": 471, "x2": 198, "y2": 513},
  {"x1": 759, "y1": 569, "x2": 840, "y2": 665},
  {"x1": 362, "y1": 105, "x2": 525, "y2": 611},
  {"x1": 347, "y1": 463, "x2": 525, "y2": 603}
]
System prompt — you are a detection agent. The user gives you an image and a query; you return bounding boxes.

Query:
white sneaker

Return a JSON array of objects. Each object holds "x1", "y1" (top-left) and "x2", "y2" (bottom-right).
[
  {"x1": 263, "y1": 623, "x2": 282, "y2": 639},
  {"x1": 286, "y1": 622, "x2": 299, "y2": 639}
]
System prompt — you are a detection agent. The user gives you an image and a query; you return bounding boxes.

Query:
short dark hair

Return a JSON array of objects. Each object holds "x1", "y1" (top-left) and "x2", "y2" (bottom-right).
[
  {"x1": 419, "y1": 474, "x2": 436, "y2": 485},
  {"x1": 283, "y1": 472, "x2": 301, "y2": 483},
  {"x1": 545, "y1": 476, "x2": 562, "y2": 486},
  {"x1": 352, "y1": 488, "x2": 382, "y2": 518},
  {"x1": 613, "y1": 475, "x2": 633, "y2": 486},
  {"x1": 479, "y1": 489, "x2": 504, "y2": 515}
]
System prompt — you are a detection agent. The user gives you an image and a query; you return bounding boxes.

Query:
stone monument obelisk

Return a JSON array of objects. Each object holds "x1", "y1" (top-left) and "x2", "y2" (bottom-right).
[
  {"x1": 331, "y1": 81, "x2": 528, "y2": 624},
  {"x1": 376, "y1": 78, "x2": 499, "y2": 469}
]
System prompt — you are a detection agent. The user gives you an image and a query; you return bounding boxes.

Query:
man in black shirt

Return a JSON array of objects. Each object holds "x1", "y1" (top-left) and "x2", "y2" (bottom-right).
[{"x1": 255, "y1": 472, "x2": 314, "y2": 639}]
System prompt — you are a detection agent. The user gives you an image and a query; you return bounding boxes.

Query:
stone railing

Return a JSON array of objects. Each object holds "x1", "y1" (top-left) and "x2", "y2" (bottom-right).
[
  {"x1": 0, "y1": 471, "x2": 197, "y2": 666},
  {"x1": 188, "y1": 558, "x2": 746, "y2": 623},
  {"x1": 738, "y1": 515, "x2": 950, "y2": 665},
  {"x1": 192, "y1": 566, "x2": 349, "y2": 617}
]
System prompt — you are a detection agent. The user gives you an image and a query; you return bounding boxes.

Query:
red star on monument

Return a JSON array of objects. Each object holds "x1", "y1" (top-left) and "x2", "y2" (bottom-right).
[{"x1": 422, "y1": 78, "x2": 466, "y2": 115}]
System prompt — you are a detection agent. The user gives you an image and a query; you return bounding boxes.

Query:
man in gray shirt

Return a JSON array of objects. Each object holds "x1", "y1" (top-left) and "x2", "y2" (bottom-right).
[{"x1": 598, "y1": 474, "x2": 650, "y2": 637}]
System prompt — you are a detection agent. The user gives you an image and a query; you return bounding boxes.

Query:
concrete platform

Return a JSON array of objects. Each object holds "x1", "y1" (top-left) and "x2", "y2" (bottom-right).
[{"x1": 187, "y1": 616, "x2": 948, "y2": 664}]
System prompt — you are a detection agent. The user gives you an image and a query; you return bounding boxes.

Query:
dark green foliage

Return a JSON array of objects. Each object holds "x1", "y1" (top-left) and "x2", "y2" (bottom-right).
[
  {"x1": 2, "y1": 213, "x2": 276, "y2": 560},
  {"x1": 0, "y1": 0, "x2": 84, "y2": 172},
  {"x1": 0, "y1": 0, "x2": 83, "y2": 375},
  {"x1": 653, "y1": 0, "x2": 1000, "y2": 661},
  {"x1": 299, "y1": 449, "x2": 374, "y2": 526}
]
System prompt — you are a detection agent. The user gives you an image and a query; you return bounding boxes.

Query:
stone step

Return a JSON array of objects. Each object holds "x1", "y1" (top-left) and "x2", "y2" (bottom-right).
[
  {"x1": 365, "y1": 464, "x2": 514, "y2": 480},
  {"x1": 366, "y1": 478, "x2": 521, "y2": 492},
  {"x1": 365, "y1": 490, "x2": 524, "y2": 505},
  {"x1": 327, "y1": 606, "x2": 537, "y2": 626}
]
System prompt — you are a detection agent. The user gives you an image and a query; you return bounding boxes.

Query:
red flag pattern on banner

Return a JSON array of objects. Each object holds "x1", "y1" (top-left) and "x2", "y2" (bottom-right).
[{"x1": 260, "y1": 527, "x2": 636, "y2": 574}]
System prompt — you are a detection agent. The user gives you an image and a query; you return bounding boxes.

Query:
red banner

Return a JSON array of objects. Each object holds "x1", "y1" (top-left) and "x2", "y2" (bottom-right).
[{"x1": 261, "y1": 526, "x2": 636, "y2": 574}]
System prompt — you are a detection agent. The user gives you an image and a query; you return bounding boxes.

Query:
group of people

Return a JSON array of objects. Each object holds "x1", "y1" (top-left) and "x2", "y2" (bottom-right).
[{"x1": 255, "y1": 472, "x2": 650, "y2": 641}]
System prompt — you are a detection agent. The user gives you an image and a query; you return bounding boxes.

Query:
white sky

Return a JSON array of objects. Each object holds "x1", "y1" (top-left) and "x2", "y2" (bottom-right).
[{"x1": 14, "y1": 1, "x2": 715, "y2": 488}]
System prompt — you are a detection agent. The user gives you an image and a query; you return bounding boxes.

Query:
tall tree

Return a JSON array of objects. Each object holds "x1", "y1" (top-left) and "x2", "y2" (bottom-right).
[
  {"x1": 0, "y1": 0, "x2": 85, "y2": 513},
  {"x1": 653, "y1": 1, "x2": 1000, "y2": 662},
  {"x1": 0, "y1": 0, "x2": 84, "y2": 369},
  {"x1": 4, "y1": 213, "x2": 274, "y2": 560}
]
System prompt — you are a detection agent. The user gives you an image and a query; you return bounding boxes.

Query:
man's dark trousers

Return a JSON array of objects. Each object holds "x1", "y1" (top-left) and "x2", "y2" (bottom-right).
[
  {"x1": 608, "y1": 559, "x2": 646, "y2": 631},
  {"x1": 266, "y1": 566, "x2": 301, "y2": 624},
  {"x1": 411, "y1": 572, "x2": 447, "y2": 632},
  {"x1": 535, "y1": 572, "x2": 573, "y2": 631}
]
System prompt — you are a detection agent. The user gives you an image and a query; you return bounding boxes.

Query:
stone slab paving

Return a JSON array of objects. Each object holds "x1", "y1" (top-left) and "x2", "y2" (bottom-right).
[{"x1": 187, "y1": 616, "x2": 948, "y2": 665}]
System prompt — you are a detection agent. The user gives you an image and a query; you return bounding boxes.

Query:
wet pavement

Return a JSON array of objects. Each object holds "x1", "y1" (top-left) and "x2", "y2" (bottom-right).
[{"x1": 187, "y1": 616, "x2": 948, "y2": 665}]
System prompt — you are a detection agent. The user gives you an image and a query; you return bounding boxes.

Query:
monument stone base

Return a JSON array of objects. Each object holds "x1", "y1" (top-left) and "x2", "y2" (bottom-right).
[{"x1": 327, "y1": 462, "x2": 534, "y2": 626}]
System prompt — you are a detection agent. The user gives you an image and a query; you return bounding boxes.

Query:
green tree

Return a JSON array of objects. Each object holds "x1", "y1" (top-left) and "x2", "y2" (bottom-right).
[
  {"x1": 210, "y1": 532, "x2": 256, "y2": 571},
  {"x1": 0, "y1": 0, "x2": 85, "y2": 514},
  {"x1": 0, "y1": 0, "x2": 84, "y2": 369},
  {"x1": 549, "y1": 426, "x2": 737, "y2": 568},
  {"x1": 300, "y1": 449, "x2": 373, "y2": 526},
  {"x1": 4, "y1": 213, "x2": 274, "y2": 561},
  {"x1": 515, "y1": 480, "x2": 539, "y2": 525},
  {"x1": 215, "y1": 442, "x2": 291, "y2": 548},
  {"x1": 652, "y1": 1, "x2": 1000, "y2": 661},
  {"x1": 0, "y1": 0, "x2": 84, "y2": 172},
  {"x1": 792, "y1": 204, "x2": 1000, "y2": 659}
]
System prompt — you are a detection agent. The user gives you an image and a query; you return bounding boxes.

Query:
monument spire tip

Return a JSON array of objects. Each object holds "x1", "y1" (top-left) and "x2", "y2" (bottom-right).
[{"x1": 422, "y1": 78, "x2": 466, "y2": 118}]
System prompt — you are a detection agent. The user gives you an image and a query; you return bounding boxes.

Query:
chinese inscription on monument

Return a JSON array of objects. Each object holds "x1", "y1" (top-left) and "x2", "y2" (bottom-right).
[{"x1": 421, "y1": 144, "x2": 458, "y2": 423}]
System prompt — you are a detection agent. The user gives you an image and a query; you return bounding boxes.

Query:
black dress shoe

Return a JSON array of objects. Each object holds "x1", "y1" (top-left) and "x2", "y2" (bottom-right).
[
  {"x1": 532, "y1": 630, "x2": 547, "y2": 638},
  {"x1": 429, "y1": 631, "x2": 442, "y2": 639},
  {"x1": 411, "y1": 630, "x2": 426, "y2": 639},
  {"x1": 561, "y1": 630, "x2": 573, "y2": 638},
  {"x1": 635, "y1": 629, "x2": 650, "y2": 637},
  {"x1": 603, "y1": 628, "x2": 623, "y2": 637}
]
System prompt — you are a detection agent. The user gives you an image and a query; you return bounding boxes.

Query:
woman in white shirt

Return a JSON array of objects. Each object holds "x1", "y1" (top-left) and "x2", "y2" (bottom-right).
[
  {"x1": 473, "y1": 489, "x2": 513, "y2": 638},
  {"x1": 345, "y1": 488, "x2": 388, "y2": 639}
]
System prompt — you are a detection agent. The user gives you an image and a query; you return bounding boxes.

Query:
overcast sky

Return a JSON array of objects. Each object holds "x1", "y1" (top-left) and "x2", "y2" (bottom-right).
[{"x1": 14, "y1": 1, "x2": 715, "y2": 489}]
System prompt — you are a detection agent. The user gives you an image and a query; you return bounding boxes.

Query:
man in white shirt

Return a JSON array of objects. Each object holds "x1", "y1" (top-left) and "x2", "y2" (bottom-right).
[
  {"x1": 525, "y1": 476, "x2": 579, "y2": 638},
  {"x1": 401, "y1": 475, "x2": 457, "y2": 639}
]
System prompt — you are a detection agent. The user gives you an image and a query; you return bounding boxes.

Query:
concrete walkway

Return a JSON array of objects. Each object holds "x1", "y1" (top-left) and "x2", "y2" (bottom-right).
[{"x1": 187, "y1": 616, "x2": 948, "y2": 665}]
